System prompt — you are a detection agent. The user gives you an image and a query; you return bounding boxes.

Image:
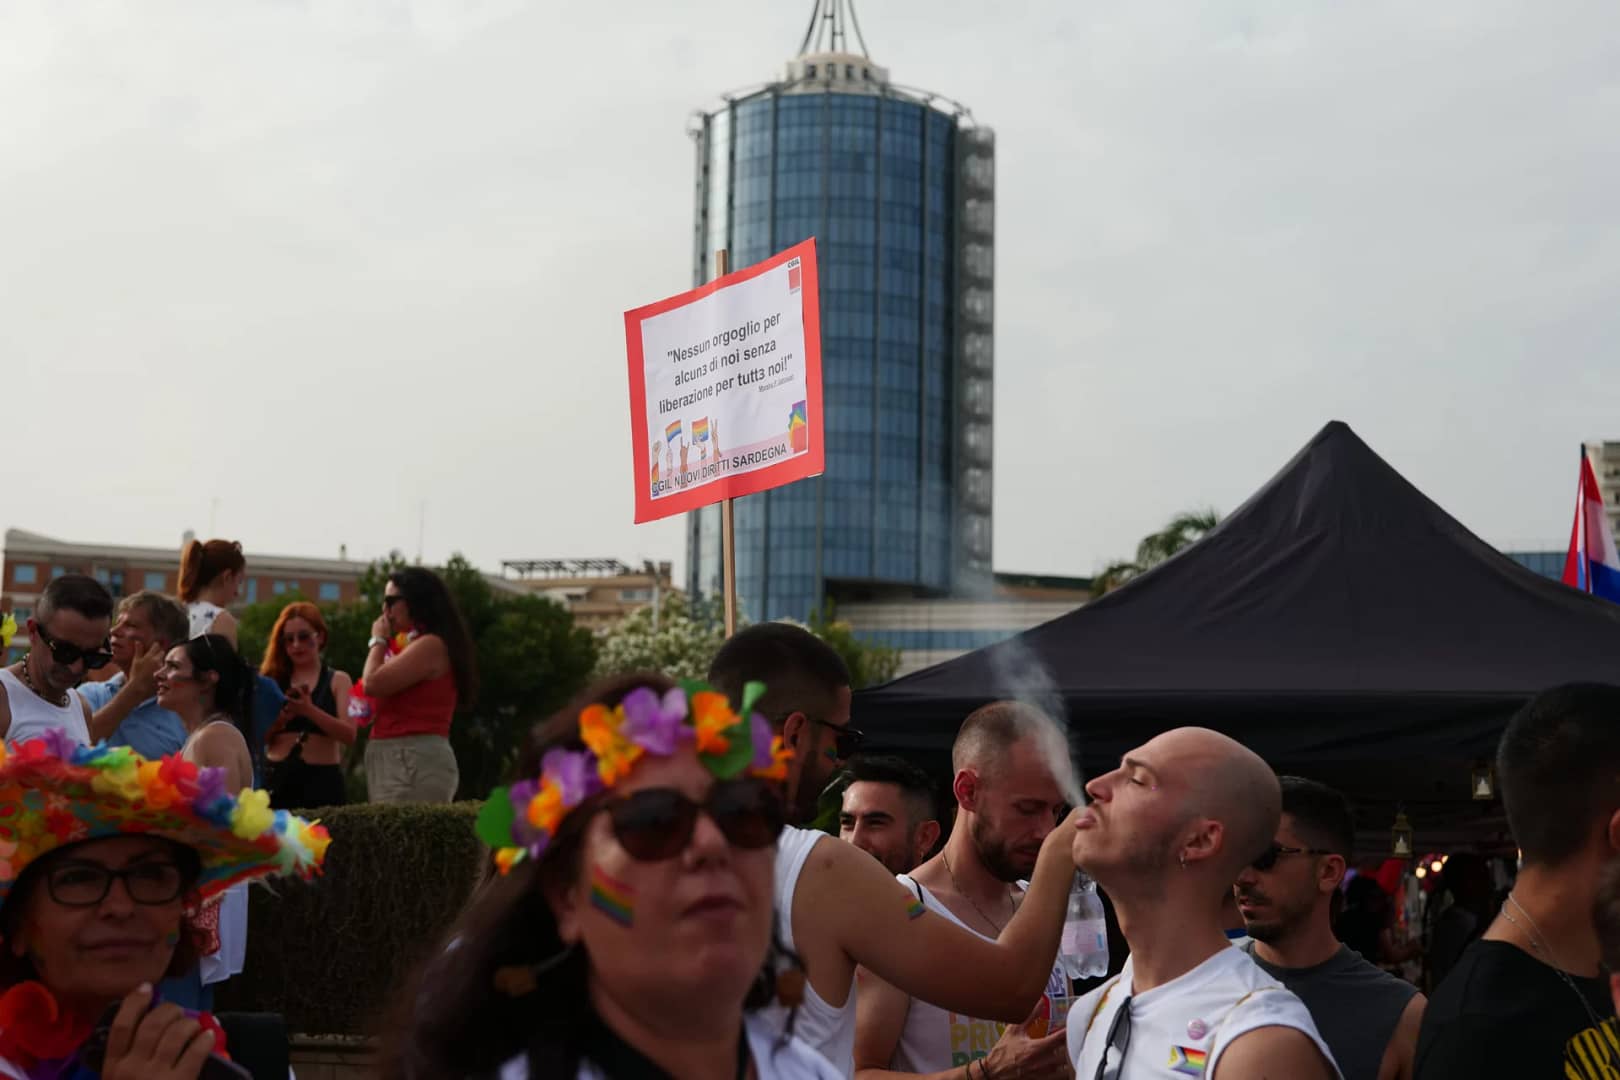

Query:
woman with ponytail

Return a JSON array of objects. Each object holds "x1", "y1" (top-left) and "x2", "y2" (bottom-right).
[
  {"x1": 377, "y1": 672, "x2": 832, "y2": 1079},
  {"x1": 152, "y1": 634, "x2": 258, "y2": 1011},
  {"x1": 177, "y1": 539, "x2": 246, "y2": 646}
]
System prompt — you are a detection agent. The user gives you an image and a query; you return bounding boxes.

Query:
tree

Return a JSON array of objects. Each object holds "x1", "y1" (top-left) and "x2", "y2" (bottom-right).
[
  {"x1": 594, "y1": 595, "x2": 902, "y2": 691},
  {"x1": 806, "y1": 603, "x2": 900, "y2": 690},
  {"x1": 593, "y1": 591, "x2": 726, "y2": 682},
  {"x1": 1092, "y1": 508, "x2": 1221, "y2": 595}
]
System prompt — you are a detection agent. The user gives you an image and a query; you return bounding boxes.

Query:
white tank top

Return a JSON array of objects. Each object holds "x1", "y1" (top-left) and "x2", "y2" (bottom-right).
[
  {"x1": 1067, "y1": 946, "x2": 1342, "y2": 1079},
  {"x1": 498, "y1": 1012, "x2": 844, "y2": 1079},
  {"x1": 759, "y1": 826, "x2": 857, "y2": 1077},
  {"x1": 889, "y1": 876, "x2": 1075, "y2": 1073},
  {"x1": 0, "y1": 668, "x2": 89, "y2": 749},
  {"x1": 188, "y1": 601, "x2": 224, "y2": 639}
]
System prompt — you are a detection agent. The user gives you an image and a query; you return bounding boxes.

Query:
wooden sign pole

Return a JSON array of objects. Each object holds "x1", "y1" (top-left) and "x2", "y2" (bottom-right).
[{"x1": 714, "y1": 248, "x2": 738, "y2": 637}]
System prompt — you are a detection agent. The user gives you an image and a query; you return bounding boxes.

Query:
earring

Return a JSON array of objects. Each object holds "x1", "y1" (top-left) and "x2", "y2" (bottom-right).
[{"x1": 1179, "y1": 853, "x2": 1187, "y2": 870}]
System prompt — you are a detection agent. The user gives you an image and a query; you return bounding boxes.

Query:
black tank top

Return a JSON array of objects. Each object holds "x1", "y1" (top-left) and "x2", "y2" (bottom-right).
[{"x1": 279, "y1": 665, "x2": 336, "y2": 736}]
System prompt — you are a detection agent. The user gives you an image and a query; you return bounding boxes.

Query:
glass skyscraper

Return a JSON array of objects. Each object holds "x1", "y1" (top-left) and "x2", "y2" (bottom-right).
[{"x1": 686, "y1": 14, "x2": 994, "y2": 622}]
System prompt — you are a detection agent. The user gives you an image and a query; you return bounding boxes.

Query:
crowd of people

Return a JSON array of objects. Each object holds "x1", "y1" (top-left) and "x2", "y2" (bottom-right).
[{"x1": 2, "y1": 556, "x2": 1619, "y2": 1078}]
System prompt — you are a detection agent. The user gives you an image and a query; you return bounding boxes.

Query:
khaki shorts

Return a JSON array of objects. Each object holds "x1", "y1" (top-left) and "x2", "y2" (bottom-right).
[{"x1": 364, "y1": 734, "x2": 459, "y2": 804}]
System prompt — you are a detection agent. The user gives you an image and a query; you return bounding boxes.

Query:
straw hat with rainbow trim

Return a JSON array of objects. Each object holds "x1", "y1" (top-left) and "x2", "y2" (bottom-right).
[{"x1": 0, "y1": 729, "x2": 330, "y2": 907}]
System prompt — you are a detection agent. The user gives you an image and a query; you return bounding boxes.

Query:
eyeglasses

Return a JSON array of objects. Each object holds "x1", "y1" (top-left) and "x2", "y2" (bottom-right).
[
  {"x1": 1251, "y1": 842, "x2": 1334, "y2": 872},
  {"x1": 32, "y1": 623, "x2": 113, "y2": 671},
  {"x1": 282, "y1": 630, "x2": 317, "y2": 646},
  {"x1": 1094, "y1": 994, "x2": 1133, "y2": 1080},
  {"x1": 382, "y1": 595, "x2": 406, "y2": 609},
  {"x1": 606, "y1": 779, "x2": 784, "y2": 862},
  {"x1": 808, "y1": 715, "x2": 864, "y2": 760},
  {"x1": 45, "y1": 860, "x2": 186, "y2": 907}
]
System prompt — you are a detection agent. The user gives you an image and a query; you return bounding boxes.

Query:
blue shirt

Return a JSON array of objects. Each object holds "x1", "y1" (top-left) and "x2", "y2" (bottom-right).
[{"x1": 79, "y1": 673, "x2": 188, "y2": 760}]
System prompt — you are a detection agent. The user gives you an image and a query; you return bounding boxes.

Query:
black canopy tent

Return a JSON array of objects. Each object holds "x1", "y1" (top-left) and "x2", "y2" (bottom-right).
[{"x1": 853, "y1": 421, "x2": 1620, "y2": 849}]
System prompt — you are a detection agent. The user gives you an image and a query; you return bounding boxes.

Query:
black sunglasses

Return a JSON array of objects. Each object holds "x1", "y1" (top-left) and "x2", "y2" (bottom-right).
[
  {"x1": 1251, "y1": 842, "x2": 1334, "y2": 872},
  {"x1": 808, "y1": 715, "x2": 865, "y2": 759},
  {"x1": 46, "y1": 860, "x2": 186, "y2": 908},
  {"x1": 383, "y1": 595, "x2": 406, "y2": 608},
  {"x1": 33, "y1": 622, "x2": 113, "y2": 671},
  {"x1": 1094, "y1": 994, "x2": 1133, "y2": 1080},
  {"x1": 607, "y1": 779, "x2": 784, "y2": 862}
]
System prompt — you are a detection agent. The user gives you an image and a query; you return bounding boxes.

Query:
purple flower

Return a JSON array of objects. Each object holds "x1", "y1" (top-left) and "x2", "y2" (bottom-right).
[
  {"x1": 620, "y1": 687, "x2": 688, "y2": 756},
  {"x1": 192, "y1": 767, "x2": 228, "y2": 810},
  {"x1": 40, "y1": 727, "x2": 80, "y2": 762},
  {"x1": 749, "y1": 713, "x2": 775, "y2": 770},
  {"x1": 508, "y1": 778, "x2": 543, "y2": 847},
  {"x1": 541, "y1": 748, "x2": 598, "y2": 807}
]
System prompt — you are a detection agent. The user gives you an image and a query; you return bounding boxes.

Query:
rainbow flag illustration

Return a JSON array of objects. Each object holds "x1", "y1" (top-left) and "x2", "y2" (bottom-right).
[
  {"x1": 1168, "y1": 1046, "x2": 1208, "y2": 1076},
  {"x1": 665, "y1": 420, "x2": 682, "y2": 444},
  {"x1": 692, "y1": 417, "x2": 711, "y2": 443},
  {"x1": 789, "y1": 401, "x2": 808, "y2": 453},
  {"x1": 589, "y1": 866, "x2": 635, "y2": 927}
]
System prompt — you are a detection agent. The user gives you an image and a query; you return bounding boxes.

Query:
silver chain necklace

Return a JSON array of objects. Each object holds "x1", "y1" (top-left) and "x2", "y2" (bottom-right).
[
  {"x1": 941, "y1": 850, "x2": 1013, "y2": 934},
  {"x1": 1501, "y1": 892, "x2": 1612, "y2": 1038}
]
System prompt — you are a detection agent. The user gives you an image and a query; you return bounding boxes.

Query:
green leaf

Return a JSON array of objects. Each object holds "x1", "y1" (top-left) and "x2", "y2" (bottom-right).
[
  {"x1": 475, "y1": 787, "x2": 515, "y2": 849},
  {"x1": 702, "y1": 725, "x2": 755, "y2": 780},
  {"x1": 740, "y1": 681, "x2": 767, "y2": 717}
]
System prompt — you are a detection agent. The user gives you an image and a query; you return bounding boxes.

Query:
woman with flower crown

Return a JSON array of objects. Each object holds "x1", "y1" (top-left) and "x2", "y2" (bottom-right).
[
  {"x1": 379, "y1": 672, "x2": 840, "y2": 1079},
  {"x1": 0, "y1": 729, "x2": 329, "y2": 1079}
]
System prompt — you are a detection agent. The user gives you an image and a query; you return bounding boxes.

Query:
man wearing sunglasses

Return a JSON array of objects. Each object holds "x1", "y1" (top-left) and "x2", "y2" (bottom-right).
[
  {"x1": 76, "y1": 591, "x2": 192, "y2": 759},
  {"x1": 1234, "y1": 777, "x2": 1423, "y2": 1080},
  {"x1": 1065, "y1": 728, "x2": 1338, "y2": 1080},
  {"x1": 0, "y1": 573, "x2": 114, "y2": 749},
  {"x1": 854, "y1": 700, "x2": 1079, "y2": 1080},
  {"x1": 711, "y1": 625, "x2": 1081, "y2": 1077}
]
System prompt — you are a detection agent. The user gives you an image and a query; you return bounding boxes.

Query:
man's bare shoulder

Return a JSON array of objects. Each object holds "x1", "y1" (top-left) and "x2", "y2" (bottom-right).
[{"x1": 1215, "y1": 1024, "x2": 1336, "y2": 1080}]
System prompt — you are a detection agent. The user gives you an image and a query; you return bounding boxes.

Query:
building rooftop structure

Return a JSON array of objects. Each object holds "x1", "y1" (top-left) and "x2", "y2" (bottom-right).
[{"x1": 500, "y1": 558, "x2": 679, "y2": 632}]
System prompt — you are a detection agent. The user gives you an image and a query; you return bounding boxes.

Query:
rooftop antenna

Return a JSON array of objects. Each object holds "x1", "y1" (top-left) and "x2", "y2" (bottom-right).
[{"x1": 797, "y1": 0, "x2": 869, "y2": 58}]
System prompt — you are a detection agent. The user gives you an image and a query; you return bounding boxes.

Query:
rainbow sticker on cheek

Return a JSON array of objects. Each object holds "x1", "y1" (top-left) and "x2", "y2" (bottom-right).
[
  {"x1": 164, "y1": 931, "x2": 180, "y2": 948},
  {"x1": 905, "y1": 899, "x2": 926, "y2": 920},
  {"x1": 589, "y1": 866, "x2": 636, "y2": 928}
]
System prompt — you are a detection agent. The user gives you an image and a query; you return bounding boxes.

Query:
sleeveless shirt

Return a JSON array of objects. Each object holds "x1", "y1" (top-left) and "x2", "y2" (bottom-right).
[
  {"x1": 187, "y1": 600, "x2": 224, "y2": 639},
  {"x1": 0, "y1": 668, "x2": 89, "y2": 748},
  {"x1": 1244, "y1": 942, "x2": 1415, "y2": 1080},
  {"x1": 888, "y1": 875, "x2": 1074, "y2": 1072},
  {"x1": 759, "y1": 825, "x2": 857, "y2": 1076}
]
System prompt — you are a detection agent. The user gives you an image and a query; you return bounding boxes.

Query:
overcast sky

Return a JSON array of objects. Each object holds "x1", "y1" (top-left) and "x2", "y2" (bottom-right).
[{"x1": 3, "y1": 0, "x2": 1615, "y2": 584}]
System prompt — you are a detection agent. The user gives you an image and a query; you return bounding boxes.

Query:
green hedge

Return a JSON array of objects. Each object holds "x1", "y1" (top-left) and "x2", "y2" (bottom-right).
[{"x1": 215, "y1": 802, "x2": 483, "y2": 1036}]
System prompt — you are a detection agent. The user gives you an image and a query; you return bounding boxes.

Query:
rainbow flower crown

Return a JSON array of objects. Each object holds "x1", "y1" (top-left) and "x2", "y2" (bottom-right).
[{"x1": 477, "y1": 680, "x2": 790, "y2": 872}]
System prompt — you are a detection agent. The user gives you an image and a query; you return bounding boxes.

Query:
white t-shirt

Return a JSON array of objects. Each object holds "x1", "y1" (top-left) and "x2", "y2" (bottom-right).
[
  {"x1": 1067, "y1": 946, "x2": 1341, "y2": 1080},
  {"x1": 497, "y1": 1013, "x2": 843, "y2": 1079},
  {"x1": 759, "y1": 825, "x2": 857, "y2": 1076},
  {"x1": 0, "y1": 668, "x2": 89, "y2": 749},
  {"x1": 888, "y1": 875, "x2": 1074, "y2": 1072}
]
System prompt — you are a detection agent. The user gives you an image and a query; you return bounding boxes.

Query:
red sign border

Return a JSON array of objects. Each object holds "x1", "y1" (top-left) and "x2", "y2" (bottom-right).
[{"x1": 624, "y1": 239, "x2": 824, "y2": 524}]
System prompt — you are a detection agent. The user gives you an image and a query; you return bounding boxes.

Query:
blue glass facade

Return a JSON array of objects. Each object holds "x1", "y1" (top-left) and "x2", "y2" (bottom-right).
[{"x1": 688, "y1": 78, "x2": 989, "y2": 622}]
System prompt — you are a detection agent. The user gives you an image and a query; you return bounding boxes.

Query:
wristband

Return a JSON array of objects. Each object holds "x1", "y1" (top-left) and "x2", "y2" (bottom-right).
[{"x1": 367, "y1": 637, "x2": 389, "y2": 650}]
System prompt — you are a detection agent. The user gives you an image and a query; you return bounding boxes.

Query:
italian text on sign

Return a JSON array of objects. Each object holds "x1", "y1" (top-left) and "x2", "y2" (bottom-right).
[{"x1": 624, "y1": 239, "x2": 824, "y2": 524}]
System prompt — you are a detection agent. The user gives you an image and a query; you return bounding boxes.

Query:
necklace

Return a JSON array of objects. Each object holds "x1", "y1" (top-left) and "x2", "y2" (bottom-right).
[
  {"x1": 1501, "y1": 892, "x2": 1612, "y2": 1038},
  {"x1": 16, "y1": 655, "x2": 66, "y2": 708},
  {"x1": 942, "y1": 850, "x2": 1012, "y2": 935}
]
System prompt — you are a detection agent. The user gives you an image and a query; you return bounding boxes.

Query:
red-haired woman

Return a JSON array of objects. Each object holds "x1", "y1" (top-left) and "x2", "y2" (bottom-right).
[
  {"x1": 259, "y1": 602, "x2": 354, "y2": 809},
  {"x1": 177, "y1": 539, "x2": 246, "y2": 647}
]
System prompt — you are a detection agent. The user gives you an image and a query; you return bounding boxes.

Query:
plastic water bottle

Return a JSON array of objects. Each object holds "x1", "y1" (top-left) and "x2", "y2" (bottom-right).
[{"x1": 1059, "y1": 872, "x2": 1109, "y2": 979}]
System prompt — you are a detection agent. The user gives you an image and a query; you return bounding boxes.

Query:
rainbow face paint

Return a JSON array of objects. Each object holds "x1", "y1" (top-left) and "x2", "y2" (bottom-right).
[
  {"x1": 164, "y1": 930, "x2": 181, "y2": 947},
  {"x1": 589, "y1": 865, "x2": 636, "y2": 927},
  {"x1": 905, "y1": 899, "x2": 926, "y2": 920}
]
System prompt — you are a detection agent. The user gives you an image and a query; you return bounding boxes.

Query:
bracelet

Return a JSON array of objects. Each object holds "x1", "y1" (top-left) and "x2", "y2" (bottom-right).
[{"x1": 367, "y1": 637, "x2": 388, "y2": 650}]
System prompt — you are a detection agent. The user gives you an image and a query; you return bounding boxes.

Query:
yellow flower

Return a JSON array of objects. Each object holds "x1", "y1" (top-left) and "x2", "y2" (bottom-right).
[
  {"x1": 0, "y1": 614, "x2": 15, "y2": 651},
  {"x1": 494, "y1": 847, "x2": 523, "y2": 875},
  {"x1": 689, "y1": 691, "x2": 738, "y2": 755},
  {"x1": 752, "y1": 736, "x2": 794, "y2": 782},
  {"x1": 526, "y1": 781, "x2": 566, "y2": 835},
  {"x1": 89, "y1": 764, "x2": 145, "y2": 804},
  {"x1": 230, "y1": 789, "x2": 274, "y2": 841},
  {"x1": 579, "y1": 704, "x2": 643, "y2": 785}
]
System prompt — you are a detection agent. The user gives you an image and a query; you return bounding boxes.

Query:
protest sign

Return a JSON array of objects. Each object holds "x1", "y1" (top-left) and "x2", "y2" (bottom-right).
[{"x1": 624, "y1": 239, "x2": 823, "y2": 524}]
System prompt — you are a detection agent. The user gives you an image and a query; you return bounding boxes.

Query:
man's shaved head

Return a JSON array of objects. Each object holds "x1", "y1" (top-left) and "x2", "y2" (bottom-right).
[
  {"x1": 1169, "y1": 727, "x2": 1281, "y2": 879},
  {"x1": 952, "y1": 701, "x2": 1080, "y2": 804},
  {"x1": 1073, "y1": 726, "x2": 1280, "y2": 900}
]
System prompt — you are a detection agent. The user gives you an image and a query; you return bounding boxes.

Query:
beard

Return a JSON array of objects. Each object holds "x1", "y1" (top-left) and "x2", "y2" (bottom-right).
[{"x1": 972, "y1": 814, "x2": 1037, "y2": 884}]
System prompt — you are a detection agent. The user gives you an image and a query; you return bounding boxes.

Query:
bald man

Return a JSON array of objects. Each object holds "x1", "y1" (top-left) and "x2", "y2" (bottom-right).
[{"x1": 1066, "y1": 728, "x2": 1341, "y2": 1080}]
